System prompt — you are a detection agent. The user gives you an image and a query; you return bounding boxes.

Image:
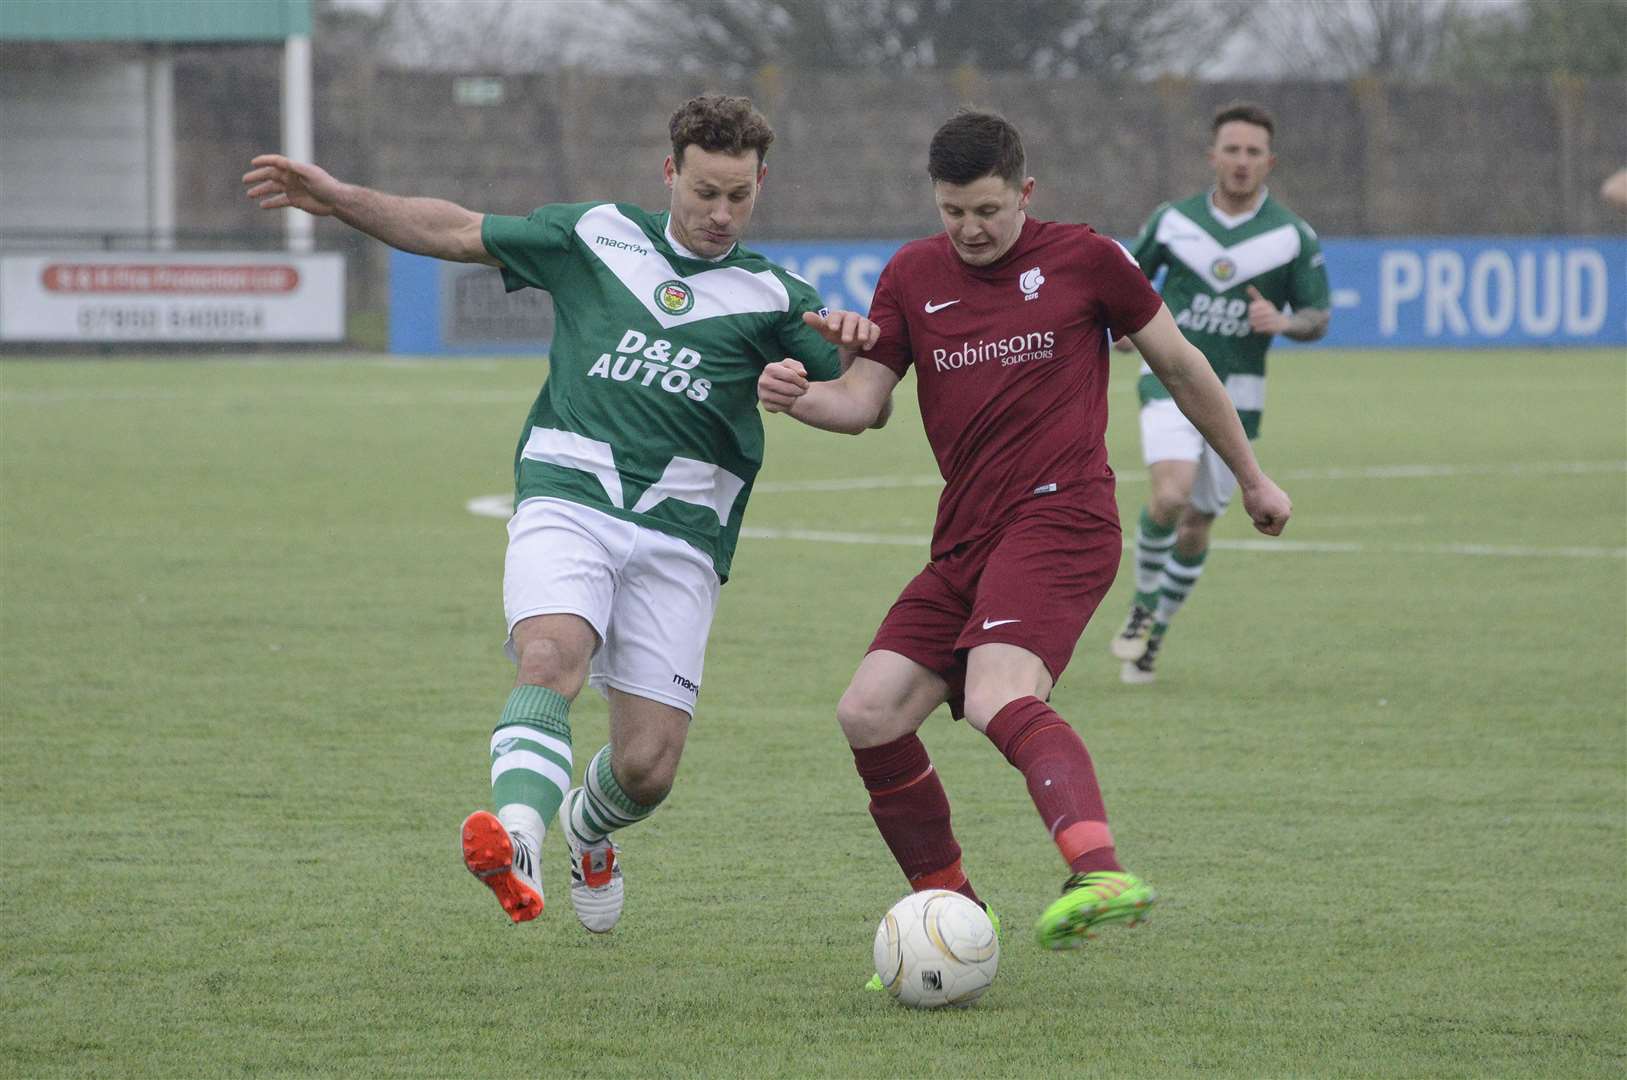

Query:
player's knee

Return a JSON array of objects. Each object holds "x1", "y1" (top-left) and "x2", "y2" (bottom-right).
[
  {"x1": 513, "y1": 635, "x2": 589, "y2": 697},
  {"x1": 960, "y1": 687, "x2": 1016, "y2": 732},
  {"x1": 836, "y1": 685, "x2": 893, "y2": 747},
  {"x1": 1148, "y1": 488, "x2": 1189, "y2": 524}
]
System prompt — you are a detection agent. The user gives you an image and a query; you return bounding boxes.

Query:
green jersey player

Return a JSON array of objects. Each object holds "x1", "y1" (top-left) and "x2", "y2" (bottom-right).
[
  {"x1": 244, "y1": 96, "x2": 881, "y2": 931},
  {"x1": 1111, "y1": 103, "x2": 1330, "y2": 683}
]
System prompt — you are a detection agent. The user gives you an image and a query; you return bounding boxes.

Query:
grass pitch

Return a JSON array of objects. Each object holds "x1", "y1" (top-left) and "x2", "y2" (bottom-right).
[{"x1": 2, "y1": 349, "x2": 1623, "y2": 1078}]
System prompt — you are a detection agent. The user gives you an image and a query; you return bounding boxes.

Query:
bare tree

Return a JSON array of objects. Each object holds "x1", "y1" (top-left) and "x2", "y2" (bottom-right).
[
  {"x1": 597, "y1": 0, "x2": 1253, "y2": 79},
  {"x1": 371, "y1": 0, "x2": 597, "y2": 72},
  {"x1": 1437, "y1": 0, "x2": 1627, "y2": 79},
  {"x1": 1236, "y1": 0, "x2": 1470, "y2": 80}
]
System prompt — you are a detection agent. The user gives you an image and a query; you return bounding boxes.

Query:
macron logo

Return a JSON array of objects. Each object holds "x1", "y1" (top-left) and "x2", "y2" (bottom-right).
[
  {"x1": 595, "y1": 235, "x2": 650, "y2": 257},
  {"x1": 924, "y1": 299, "x2": 960, "y2": 313}
]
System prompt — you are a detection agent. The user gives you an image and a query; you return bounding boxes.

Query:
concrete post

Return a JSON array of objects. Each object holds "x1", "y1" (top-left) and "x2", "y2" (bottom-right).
[
  {"x1": 146, "y1": 46, "x2": 175, "y2": 250},
  {"x1": 283, "y1": 33, "x2": 314, "y2": 253}
]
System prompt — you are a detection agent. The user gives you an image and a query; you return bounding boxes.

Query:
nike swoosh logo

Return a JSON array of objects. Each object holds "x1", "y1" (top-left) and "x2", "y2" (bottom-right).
[
  {"x1": 924, "y1": 299, "x2": 960, "y2": 313},
  {"x1": 981, "y1": 618, "x2": 1021, "y2": 629}
]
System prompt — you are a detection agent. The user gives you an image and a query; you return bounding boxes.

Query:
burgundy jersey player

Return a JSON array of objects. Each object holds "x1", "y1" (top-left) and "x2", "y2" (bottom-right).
[{"x1": 759, "y1": 111, "x2": 1291, "y2": 953}]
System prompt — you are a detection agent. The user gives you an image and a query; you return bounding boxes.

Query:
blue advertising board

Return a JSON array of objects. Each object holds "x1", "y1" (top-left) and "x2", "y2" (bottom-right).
[
  {"x1": 757, "y1": 237, "x2": 1627, "y2": 350},
  {"x1": 1286, "y1": 236, "x2": 1625, "y2": 349},
  {"x1": 388, "y1": 249, "x2": 553, "y2": 356},
  {"x1": 389, "y1": 236, "x2": 1625, "y2": 354}
]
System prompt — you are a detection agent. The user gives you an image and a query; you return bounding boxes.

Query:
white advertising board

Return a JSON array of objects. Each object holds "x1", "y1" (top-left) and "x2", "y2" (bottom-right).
[{"x1": 0, "y1": 252, "x2": 346, "y2": 342}]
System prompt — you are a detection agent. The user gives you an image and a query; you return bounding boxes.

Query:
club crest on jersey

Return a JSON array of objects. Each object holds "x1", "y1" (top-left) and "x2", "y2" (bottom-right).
[
  {"x1": 1211, "y1": 257, "x2": 1237, "y2": 282},
  {"x1": 654, "y1": 280, "x2": 694, "y2": 315},
  {"x1": 1019, "y1": 266, "x2": 1045, "y2": 301}
]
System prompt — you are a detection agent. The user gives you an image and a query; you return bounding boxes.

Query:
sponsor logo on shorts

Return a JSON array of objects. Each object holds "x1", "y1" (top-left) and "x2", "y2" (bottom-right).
[{"x1": 671, "y1": 673, "x2": 701, "y2": 695}]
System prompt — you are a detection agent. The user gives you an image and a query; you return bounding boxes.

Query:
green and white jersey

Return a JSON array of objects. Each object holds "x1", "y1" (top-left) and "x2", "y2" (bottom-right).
[
  {"x1": 1130, "y1": 190, "x2": 1329, "y2": 438},
  {"x1": 482, "y1": 202, "x2": 840, "y2": 580}
]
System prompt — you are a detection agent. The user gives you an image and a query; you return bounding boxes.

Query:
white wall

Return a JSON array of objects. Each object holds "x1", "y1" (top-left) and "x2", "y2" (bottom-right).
[{"x1": 0, "y1": 56, "x2": 150, "y2": 239}]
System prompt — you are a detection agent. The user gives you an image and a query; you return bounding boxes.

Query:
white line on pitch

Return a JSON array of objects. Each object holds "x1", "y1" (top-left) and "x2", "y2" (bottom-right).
[
  {"x1": 465, "y1": 495, "x2": 1623, "y2": 558},
  {"x1": 736, "y1": 527, "x2": 1625, "y2": 560},
  {"x1": 753, "y1": 460, "x2": 1626, "y2": 493}
]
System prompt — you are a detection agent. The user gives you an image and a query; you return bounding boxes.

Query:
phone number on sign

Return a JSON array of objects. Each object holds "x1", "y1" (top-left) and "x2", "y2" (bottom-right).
[{"x1": 75, "y1": 305, "x2": 267, "y2": 336}]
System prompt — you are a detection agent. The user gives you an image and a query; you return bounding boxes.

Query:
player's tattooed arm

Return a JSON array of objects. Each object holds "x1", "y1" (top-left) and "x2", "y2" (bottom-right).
[
  {"x1": 1281, "y1": 307, "x2": 1330, "y2": 342},
  {"x1": 1245, "y1": 286, "x2": 1328, "y2": 341}
]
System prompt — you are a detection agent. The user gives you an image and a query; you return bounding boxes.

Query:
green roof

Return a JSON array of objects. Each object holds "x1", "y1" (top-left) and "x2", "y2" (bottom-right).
[{"x1": 0, "y1": 0, "x2": 312, "y2": 42}]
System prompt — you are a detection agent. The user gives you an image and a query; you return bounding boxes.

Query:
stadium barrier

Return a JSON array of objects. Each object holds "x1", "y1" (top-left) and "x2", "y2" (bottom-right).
[{"x1": 387, "y1": 236, "x2": 1625, "y2": 355}]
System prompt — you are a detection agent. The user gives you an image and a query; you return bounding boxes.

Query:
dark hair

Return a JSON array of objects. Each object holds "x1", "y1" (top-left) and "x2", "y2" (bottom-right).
[
  {"x1": 669, "y1": 94, "x2": 775, "y2": 169},
  {"x1": 928, "y1": 110, "x2": 1026, "y2": 186},
  {"x1": 1212, "y1": 102, "x2": 1275, "y2": 142}
]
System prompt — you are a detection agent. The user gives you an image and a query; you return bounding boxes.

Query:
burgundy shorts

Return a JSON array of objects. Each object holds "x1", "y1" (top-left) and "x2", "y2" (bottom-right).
[{"x1": 867, "y1": 496, "x2": 1122, "y2": 717}]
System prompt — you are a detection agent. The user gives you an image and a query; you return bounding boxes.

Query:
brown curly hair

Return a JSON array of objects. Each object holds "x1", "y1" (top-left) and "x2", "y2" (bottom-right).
[{"x1": 669, "y1": 95, "x2": 776, "y2": 170}]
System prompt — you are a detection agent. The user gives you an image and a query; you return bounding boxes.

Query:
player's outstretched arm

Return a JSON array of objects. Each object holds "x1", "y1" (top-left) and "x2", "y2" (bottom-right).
[
  {"x1": 1130, "y1": 305, "x2": 1291, "y2": 536},
  {"x1": 759, "y1": 352, "x2": 899, "y2": 435},
  {"x1": 242, "y1": 154, "x2": 497, "y2": 266}
]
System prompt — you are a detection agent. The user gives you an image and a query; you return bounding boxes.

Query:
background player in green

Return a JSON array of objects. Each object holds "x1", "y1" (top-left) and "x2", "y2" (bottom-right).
[
  {"x1": 244, "y1": 95, "x2": 880, "y2": 931},
  {"x1": 1111, "y1": 102, "x2": 1331, "y2": 684}
]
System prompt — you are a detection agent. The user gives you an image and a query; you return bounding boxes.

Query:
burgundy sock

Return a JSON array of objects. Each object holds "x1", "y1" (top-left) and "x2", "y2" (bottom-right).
[
  {"x1": 852, "y1": 733, "x2": 981, "y2": 905},
  {"x1": 984, "y1": 697, "x2": 1123, "y2": 875}
]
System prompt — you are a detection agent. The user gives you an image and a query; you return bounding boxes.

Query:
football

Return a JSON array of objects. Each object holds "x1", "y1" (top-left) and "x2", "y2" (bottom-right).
[{"x1": 872, "y1": 889, "x2": 1000, "y2": 1008}]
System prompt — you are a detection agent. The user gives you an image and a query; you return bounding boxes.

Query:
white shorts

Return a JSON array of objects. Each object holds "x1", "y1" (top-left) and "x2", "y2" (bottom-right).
[
  {"x1": 1139, "y1": 397, "x2": 1239, "y2": 517},
  {"x1": 503, "y1": 497, "x2": 720, "y2": 716}
]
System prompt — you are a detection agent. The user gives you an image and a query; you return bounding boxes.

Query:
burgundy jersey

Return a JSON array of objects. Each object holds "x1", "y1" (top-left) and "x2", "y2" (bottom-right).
[{"x1": 866, "y1": 216, "x2": 1164, "y2": 557}]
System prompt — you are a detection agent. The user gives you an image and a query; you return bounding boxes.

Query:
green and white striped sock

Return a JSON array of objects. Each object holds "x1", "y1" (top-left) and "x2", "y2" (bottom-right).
[
  {"x1": 1154, "y1": 547, "x2": 1208, "y2": 626},
  {"x1": 490, "y1": 685, "x2": 572, "y2": 845},
  {"x1": 566, "y1": 744, "x2": 662, "y2": 844},
  {"x1": 1134, "y1": 508, "x2": 1176, "y2": 610}
]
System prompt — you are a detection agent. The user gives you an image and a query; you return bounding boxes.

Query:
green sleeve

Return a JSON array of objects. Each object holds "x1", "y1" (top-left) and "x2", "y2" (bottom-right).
[
  {"x1": 774, "y1": 274, "x2": 841, "y2": 381},
  {"x1": 1127, "y1": 204, "x2": 1168, "y2": 281},
  {"x1": 1288, "y1": 223, "x2": 1331, "y2": 311},
  {"x1": 480, "y1": 203, "x2": 594, "y2": 293}
]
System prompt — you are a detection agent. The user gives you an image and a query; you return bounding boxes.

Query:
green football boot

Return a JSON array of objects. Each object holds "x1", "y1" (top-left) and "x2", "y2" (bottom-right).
[
  {"x1": 1033, "y1": 871, "x2": 1156, "y2": 949},
  {"x1": 866, "y1": 905, "x2": 1001, "y2": 990}
]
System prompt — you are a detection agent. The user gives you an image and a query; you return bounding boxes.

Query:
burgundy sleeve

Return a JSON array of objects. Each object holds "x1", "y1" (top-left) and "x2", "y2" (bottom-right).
[
  {"x1": 1094, "y1": 236, "x2": 1164, "y2": 340},
  {"x1": 863, "y1": 255, "x2": 914, "y2": 378}
]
